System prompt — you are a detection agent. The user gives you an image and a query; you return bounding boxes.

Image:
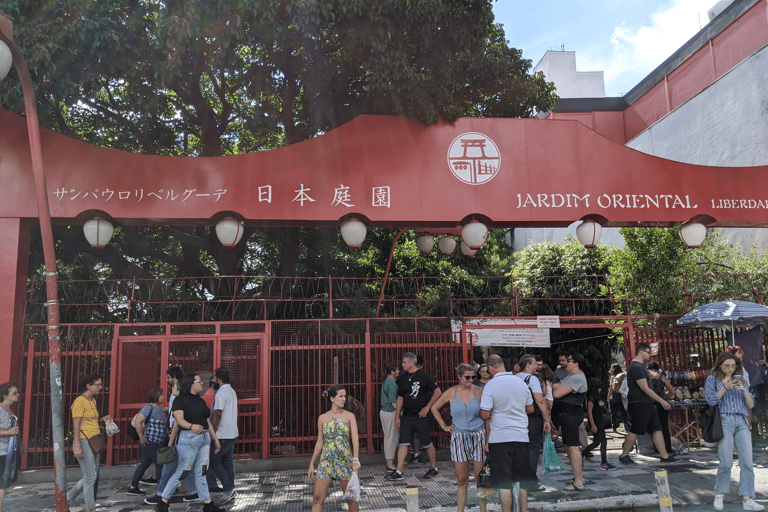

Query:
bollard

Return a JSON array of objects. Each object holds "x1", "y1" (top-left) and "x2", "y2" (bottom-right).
[
  {"x1": 654, "y1": 470, "x2": 674, "y2": 512},
  {"x1": 405, "y1": 486, "x2": 419, "y2": 512}
]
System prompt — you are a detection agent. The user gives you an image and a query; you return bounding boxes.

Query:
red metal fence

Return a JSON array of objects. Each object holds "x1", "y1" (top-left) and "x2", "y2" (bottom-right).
[
  {"x1": 20, "y1": 318, "x2": 468, "y2": 468},
  {"x1": 18, "y1": 273, "x2": 768, "y2": 468}
]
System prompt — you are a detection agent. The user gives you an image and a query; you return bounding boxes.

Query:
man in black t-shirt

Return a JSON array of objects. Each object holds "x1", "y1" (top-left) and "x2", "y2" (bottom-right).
[
  {"x1": 619, "y1": 343, "x2": 673, "y2": 465},
  {"x1": 386, "y1": 352, "x2": 442, "y2": 480}
]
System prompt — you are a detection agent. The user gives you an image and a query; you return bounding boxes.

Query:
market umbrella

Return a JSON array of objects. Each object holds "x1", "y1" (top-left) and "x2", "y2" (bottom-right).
[{"x1": 677, "y1": 300, "x2": 768, "y2": 330}]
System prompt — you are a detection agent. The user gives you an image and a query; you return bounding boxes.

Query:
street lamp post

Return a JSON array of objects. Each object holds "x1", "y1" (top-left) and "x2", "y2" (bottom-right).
[{"x1": 0, "y1": 16, "x2": 68, "y2": 512}]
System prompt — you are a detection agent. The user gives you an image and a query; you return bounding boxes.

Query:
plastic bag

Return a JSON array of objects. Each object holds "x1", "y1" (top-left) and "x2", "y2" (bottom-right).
[
  {"x1": 342, "y1": 472, "x2": 361, "y2": 501},
  {"x1": 104, "y1": 419, "x2": 120, "y2": 437},
  {"x1": 542, "y1": 433, "x2": 561, "y2": 474},
  {"x1": 477, "y1": 458, "x2": 491, "y2": 488},
  {"x1": 2, "y1": 434, "x2": 19, "y2": 486}
]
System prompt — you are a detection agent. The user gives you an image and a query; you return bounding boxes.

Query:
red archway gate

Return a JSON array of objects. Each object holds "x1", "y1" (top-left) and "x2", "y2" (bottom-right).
[{"x1": 3, "y1": 108, "x2": 768, "y2": 383}]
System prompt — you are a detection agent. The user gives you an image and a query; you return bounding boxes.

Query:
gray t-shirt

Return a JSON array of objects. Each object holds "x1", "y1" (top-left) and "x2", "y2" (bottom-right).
[
  {"x1": 559, "y1": 373, "x2": 588, "y2": 394},
  {"x1": 479, "y1": 372, "x2": 532, "y2": 443}
]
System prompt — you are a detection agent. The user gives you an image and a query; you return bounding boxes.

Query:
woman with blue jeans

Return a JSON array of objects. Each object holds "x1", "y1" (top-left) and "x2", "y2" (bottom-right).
[
  {"x1": 127, "y1": 387, "x2": 168, "y2": 495},
  {"x1": 705, "y1": 352, "x2": 764, "y2": 511},
  {"x1": 68, "y1": 373, "x2": 112, "y2": 512},
  {"x1": 156, "y1": 374, "x2": 224, "y2": 512}
]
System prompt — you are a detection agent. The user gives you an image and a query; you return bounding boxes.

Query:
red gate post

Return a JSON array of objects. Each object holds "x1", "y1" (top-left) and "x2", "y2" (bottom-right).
[
  {"x1": 21, "y1": 337, "x2": 35, "y2": 471},
  {"x1": 626, "y1": 313, "x2": 637, "y2": 362},
  {"x1": 260, "y1": 322, "x2": 271, "y2": 459},
  {"x1": 364, "y1": 319, "x2": 373, "y2": 454},
  {"x1": 106, "y1": 329, "x2": 119, "y2": 466}
]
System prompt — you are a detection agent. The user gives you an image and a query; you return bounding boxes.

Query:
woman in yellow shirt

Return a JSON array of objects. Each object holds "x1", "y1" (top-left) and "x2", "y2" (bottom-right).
[{"x1": 67, "y1": 373, "x2": 112, "y2": 512}]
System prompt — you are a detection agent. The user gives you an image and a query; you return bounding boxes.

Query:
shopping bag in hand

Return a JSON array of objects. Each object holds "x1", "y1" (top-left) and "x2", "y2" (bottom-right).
[
  {"x1": 477, "y1": 458, "x2": 491, "y2": 488},
  {"x1": 342, "y1": 472, "x2": 361, "y2": 501},
  {"x1": 542, "y1": 433, "x2": 561, "y2": 474}
]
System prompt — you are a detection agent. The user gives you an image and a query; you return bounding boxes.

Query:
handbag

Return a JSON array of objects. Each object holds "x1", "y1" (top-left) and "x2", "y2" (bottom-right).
[
  {"x1": 157, "y1": 445, "x2": 178, "y2": 465},
  {"x1": 699, "y1": 403, "x2": 724, "y2": 443},
  {"x1": 542, "y1": 433, "x2": 562, "y2": 474},
  {"x1": 1, "y1": 417, "x2": 20, "y2": 486},
  {"x1": 476, "y1": 458, "x2": 491, "y2": 488},
  {"x1": 85, "y1": 431, "x2": 106, "y2": 454}
]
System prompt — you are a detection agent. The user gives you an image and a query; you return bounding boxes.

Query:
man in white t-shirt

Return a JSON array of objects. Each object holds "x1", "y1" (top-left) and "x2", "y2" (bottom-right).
[
  {"x1": 480, "y1": 354, "x2": 536, "y2": 512},
  {"x1": 206, "y1": 368, "x2": 239, "y2": 504}
]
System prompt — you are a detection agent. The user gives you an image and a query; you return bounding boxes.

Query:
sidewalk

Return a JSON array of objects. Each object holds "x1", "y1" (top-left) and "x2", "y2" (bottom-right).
[{"x1": 5, "y1": 433, "x2": 768, "y2": 511}]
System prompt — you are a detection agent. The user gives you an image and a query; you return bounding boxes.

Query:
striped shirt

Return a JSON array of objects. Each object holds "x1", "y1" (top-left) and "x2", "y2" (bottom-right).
[{"x1": 705, "y1": 374, "x2": 752, "y2": 417}]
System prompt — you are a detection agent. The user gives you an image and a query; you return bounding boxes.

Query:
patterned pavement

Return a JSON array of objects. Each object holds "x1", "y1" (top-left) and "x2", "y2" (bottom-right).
[{"x1": 5, "y1": 434, "x2": 768, "y2": 511}]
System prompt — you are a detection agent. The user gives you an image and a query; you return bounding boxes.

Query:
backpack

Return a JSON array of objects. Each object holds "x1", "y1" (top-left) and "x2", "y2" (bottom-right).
[
  {"x1": 126, "y1": 412, "x2": 141, "y2": 441},
  {"x1": 524, "y1": 374, "x2": 542, "y2": 417},
  {"x1": 126, "y1": 406, "x2": 158, "y2": 441}
]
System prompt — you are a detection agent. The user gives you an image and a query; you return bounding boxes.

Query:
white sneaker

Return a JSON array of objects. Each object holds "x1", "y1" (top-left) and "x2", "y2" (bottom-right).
[
  {"x1": 743, "y1": 498, "x2": 765, "y2": 511},
  {"x1": 714, "y1": 494, "x2": 724, "y2": 511}
]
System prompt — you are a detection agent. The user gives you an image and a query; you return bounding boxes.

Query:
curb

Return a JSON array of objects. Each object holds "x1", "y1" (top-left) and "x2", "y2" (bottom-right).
[{"x1": 366, "y1": 493, "x2": 664, "y2": 512}]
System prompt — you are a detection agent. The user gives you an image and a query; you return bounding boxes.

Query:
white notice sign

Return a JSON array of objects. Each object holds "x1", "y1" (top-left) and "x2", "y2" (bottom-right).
[
  {"x1": 537, "y1": 316, "x2": 560, "y2": 328},
  {"x1": 467, "y1": 328, "x2": 551, "y2": 348}
]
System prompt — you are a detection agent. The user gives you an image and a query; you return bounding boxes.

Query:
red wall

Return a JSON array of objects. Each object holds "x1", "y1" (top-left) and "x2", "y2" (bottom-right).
[{"x1": 548, "y1": 0, "x2": 768, "y2": 143}]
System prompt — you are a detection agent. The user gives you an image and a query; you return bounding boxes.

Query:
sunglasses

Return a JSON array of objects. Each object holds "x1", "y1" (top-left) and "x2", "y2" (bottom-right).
[{"x1": 463, "y1": 375, "x2": 476, "y2": 380}]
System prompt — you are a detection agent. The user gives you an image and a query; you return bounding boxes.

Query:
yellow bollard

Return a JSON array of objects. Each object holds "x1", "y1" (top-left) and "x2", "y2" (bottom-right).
[
  {"x1": 654, "y1": 470, "x2": 674, "y2": 512},
  {"x1": 406, "y1": 486, "x2": 419, "y2": 512}
]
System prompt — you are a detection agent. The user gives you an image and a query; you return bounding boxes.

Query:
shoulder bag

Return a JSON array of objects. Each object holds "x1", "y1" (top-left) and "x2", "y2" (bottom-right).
[
  {"x1": 699, "y1": 402, "x2": 723, "y2": 443},
  {"x1": 82, "y1": 400, "x2": 105, "y2": 454},
  {"x1": 82, "y1": 429, "x2": 106, "y2": 454},
  {"x1": 157, "y1": 444, "x2": 177, "y2": 465}
]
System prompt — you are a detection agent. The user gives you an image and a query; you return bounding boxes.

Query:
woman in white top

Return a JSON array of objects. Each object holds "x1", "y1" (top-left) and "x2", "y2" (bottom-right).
[{"x1": 0, "y1": 381, "x2": 20, "y2": 512}]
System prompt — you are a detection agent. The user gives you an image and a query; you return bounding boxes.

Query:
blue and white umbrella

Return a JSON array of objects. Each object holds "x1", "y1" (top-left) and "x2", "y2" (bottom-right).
[{"x1": 677, "y1": 300, "x2": 768, "y2": 330}]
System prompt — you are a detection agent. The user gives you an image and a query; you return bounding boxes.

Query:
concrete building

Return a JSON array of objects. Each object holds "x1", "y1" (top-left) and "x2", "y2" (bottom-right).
[{"x1": 532, "y1": 49, "x2": 605, "y2": 98}]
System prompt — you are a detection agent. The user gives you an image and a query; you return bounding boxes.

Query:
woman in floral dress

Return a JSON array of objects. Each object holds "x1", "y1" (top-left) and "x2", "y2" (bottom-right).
[{"x1": 308, "y1": 385, "x2": 361, "y2": 512}]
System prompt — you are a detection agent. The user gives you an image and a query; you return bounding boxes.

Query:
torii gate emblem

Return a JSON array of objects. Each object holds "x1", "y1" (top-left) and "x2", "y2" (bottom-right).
[{"x1": 447, "y1": 132, "x2": 501, "y2": 185}]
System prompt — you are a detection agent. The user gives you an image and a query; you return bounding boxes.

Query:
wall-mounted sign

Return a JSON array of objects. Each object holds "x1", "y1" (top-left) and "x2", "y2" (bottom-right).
[
  {"x1": 467, "y1": 327, "x2": 551, "y2": 348},
  {"x1": 537, "y1": 316, "x2": 560, "y2": 328}
]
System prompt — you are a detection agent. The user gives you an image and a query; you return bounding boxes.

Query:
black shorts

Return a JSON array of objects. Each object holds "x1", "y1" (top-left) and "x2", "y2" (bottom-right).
[
  {"x1": 627, "y1": 402, "x2": 662, "y2": 436},
  {"x1": 399, "y1": 415, "x2": 433, "y2": 449},
  {"x1": 488, "y1": 442, "x2": 537, "y2": 491},
  {"x1": 0, "y1": 455, "x2": 7, "y2": 490},
  {"x1": 557, "y1": 408, "x2": 584, "y2": 447}
]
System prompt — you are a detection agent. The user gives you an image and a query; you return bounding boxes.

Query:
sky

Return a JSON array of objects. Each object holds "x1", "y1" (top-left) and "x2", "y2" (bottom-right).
[{"x1": 492, "y1": 0, "x2": 717, "y2": 97}]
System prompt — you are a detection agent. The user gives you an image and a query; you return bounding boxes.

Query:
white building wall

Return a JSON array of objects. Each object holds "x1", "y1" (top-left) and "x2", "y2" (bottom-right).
[
  {"x1": 532, "y1": 51, "x2": 605, "y2": 99},
  {"x1": 627, "y1": 45, "x2": 768, "y2": 166},
  {"x1": 628, "y1": 44, "x2": 768, "y2": 251}
]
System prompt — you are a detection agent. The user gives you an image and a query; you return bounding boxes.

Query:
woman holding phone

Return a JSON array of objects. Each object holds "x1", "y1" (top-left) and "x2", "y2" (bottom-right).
[{"x1": 705, "y1": 352, "x2": 763, "y2": 511}]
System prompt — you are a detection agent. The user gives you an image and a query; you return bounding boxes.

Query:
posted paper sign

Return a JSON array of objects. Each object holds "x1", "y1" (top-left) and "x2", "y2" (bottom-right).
[
  {"x1": 537, "y1": 316, "x2": 560, "y2": 328},
  {"x1": 467, "y1": 328, "x2": 551, "y2": 348}
]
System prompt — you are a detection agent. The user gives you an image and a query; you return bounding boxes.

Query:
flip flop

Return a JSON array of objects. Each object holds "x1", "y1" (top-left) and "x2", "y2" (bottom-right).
[
  {"x1": 566, "y1": 478, "x2": 574, "y2": 485},
  {"x1": 563, "y1": 483, "x2": 585, "y2": 492}
]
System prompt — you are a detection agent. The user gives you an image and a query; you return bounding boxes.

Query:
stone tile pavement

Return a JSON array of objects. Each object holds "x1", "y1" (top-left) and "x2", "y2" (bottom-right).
[{"x1": 5, "y1": 434, "x2": 768, "y2": 511}]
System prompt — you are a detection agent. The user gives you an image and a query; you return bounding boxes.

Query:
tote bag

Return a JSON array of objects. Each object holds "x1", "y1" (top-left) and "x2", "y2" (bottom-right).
[{"x1": 699, "y1": 403, "x2": 723, "y2": 443}]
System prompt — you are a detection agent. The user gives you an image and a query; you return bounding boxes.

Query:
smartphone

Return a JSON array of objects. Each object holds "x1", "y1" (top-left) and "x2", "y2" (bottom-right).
[{"x1": 733, "y1": 375, "x2": 743, "y2": 382}]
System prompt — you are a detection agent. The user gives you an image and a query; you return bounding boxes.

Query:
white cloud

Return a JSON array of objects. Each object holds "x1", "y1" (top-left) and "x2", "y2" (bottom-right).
[{"x1": 579, "y1": 0, "x2": 710, "y2": 95}]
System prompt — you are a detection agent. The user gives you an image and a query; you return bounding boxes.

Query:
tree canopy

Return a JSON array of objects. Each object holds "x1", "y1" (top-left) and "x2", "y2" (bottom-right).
[{"x1": 2, "y1": 0, "x2": 558, "y2": 296}]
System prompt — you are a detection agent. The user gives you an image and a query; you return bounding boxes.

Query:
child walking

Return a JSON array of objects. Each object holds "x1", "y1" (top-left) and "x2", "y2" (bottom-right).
[{"x1": 582, "y1": 378, "x2": 616, "y2": 470}]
